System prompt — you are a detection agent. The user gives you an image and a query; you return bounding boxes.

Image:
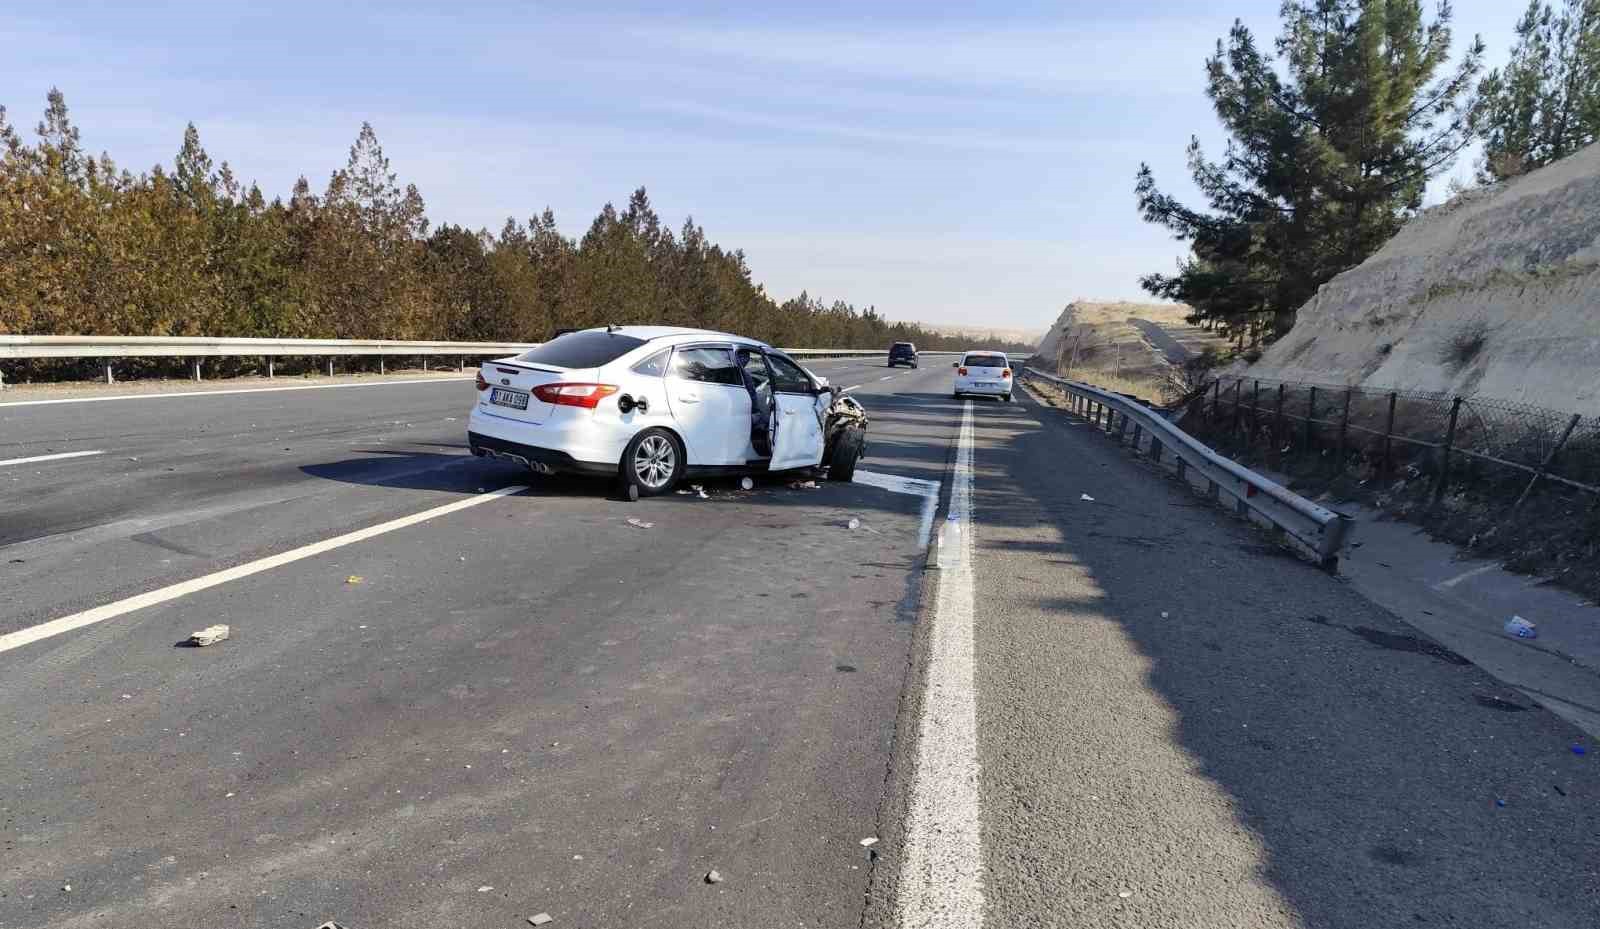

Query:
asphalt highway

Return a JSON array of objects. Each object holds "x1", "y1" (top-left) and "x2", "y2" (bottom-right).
[{"x1": 2, "y1": 357, "x2": 1595, "y2": 929}]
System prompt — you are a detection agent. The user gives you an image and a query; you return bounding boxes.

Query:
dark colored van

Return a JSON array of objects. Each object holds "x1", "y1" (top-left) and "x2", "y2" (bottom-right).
[{"x1": 887, "y1": 342, "x2": 918, "y2": 368}]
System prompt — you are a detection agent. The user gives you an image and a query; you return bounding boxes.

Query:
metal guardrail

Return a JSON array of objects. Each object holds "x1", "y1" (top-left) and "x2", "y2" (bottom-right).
[
  {"x1": 0, "y1": 335, "x2": 970, "y2": 386},
  {"x1": 1024, "y1": 369, "x2": 1354, "y2": 567}
]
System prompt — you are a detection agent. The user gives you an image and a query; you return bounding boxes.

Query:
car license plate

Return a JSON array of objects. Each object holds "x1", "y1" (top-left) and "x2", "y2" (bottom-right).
[{"x1": 490, "y1": 387, "x2": 529, "y2": 410}]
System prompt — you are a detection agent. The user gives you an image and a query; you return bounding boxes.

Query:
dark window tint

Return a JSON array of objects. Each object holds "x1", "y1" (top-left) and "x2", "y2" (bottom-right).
[
  {"x1": 516, "y1": 331, "x2": 645, "y2": 369},
  {"x1": 965, "y1": 354, "x2": 1008, "y2": 368},
  {"x1": 891, "y1": 342, "x2": 915, "y2": 352},
  {"x1": 670, "y1": 346, "x2": 742, "y2": 386},
  {"x1": 737, "y1": 349, "x2": 773, "y2": 392},
  {"x1": 767, "y1": 353, "x2": 815, "y2": 393},
  {"x1": 630, "y1": 349, "x2": 671, "y2": 377}
]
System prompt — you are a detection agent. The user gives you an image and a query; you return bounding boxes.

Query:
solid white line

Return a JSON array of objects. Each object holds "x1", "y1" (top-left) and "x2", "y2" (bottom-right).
[
  {"x1": 898, "y1": 400, "x2": 984, "y2": 927},
  {"x1": 879, "y1": 375, "x2": 896, "y2": 381},
  {"x1": 851, "y1": 468, "x2": 940, "y2": 549},
  {"x1": 0, "y1": 450, "x2": 105, "y2": 467},
  {"x1": 842, "y1": 384, "x2": 864, "y2": 392},
  {"x1": 0, "y1": 484, "x2": 528, "y2": 656},
  {"x1": 0, "y1": 376, "x2": 473, "y2": 409}
]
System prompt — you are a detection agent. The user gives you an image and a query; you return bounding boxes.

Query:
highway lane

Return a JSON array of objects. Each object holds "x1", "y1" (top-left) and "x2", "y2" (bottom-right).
[{"x1": 0, "y1": 359, "x2": 953, "y2": 929}]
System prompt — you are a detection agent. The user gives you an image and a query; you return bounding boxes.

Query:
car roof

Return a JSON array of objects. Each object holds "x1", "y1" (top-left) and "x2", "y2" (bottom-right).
[
  {"x1": 577, "y1": 325, "x2": 769, "y2": 348},
  {"x1": 962, "y1": 350, "x2": 1010, "y2": 358}
]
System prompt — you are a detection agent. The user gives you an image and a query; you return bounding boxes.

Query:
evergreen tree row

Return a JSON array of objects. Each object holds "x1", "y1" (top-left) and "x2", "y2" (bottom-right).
[{"x1": 0, "y1": 90, "x2": 1033, "y2": 355}]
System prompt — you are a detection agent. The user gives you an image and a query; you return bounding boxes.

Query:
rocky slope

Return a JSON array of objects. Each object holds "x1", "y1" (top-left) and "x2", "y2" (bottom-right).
[{"x1": 1251, "y1": 143, "x2": 1600, "y2": 413}]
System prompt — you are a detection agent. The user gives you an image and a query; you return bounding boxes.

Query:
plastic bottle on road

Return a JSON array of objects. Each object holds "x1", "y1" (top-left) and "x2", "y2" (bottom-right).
[{"x1": 1504, "y1": 616, "x2": 1538, "y2": 639}]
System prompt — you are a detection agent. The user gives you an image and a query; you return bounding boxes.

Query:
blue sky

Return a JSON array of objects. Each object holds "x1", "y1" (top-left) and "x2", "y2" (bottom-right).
[{"x1": 6, "y1": 1, "x2": 1518, "y2": 332}]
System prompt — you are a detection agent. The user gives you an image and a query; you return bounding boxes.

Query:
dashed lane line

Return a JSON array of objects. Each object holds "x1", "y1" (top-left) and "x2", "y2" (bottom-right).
[
  {"x1": 0, "y1": 484, "x2": 528, "y2": 657},
  {"x1": 0, "y1": 450, "x2": 106, "y2": 467},
  {"x1": 0, "y1": 376, "x2": 473, "y2": 408}
]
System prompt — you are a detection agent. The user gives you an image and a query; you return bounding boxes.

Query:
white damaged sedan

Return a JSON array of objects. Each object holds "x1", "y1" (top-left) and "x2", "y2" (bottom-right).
[{"x1": 468, "y1": 326, "x2": 867, "y2": 496}]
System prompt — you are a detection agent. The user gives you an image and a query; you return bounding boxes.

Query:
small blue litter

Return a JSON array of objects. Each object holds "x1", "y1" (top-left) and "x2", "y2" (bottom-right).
[
  {"x1": 1495, "y1": 799, "x2": 1505, "y2": 808},
  {"x1": 1575, "y1": 745, "x2": 1588, "y2": 756}
]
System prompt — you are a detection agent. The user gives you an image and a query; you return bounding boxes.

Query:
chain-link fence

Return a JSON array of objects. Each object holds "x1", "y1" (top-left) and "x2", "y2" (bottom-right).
[{"x1": 1194, "y1": 375, "x2": 1598, "y2": 504}]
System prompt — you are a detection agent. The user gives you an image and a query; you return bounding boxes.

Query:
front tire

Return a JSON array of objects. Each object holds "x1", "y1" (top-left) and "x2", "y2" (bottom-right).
[
  {"x1": 829, "y1": 426, "x2": 865, "y2": 482},
  {"x1": 622, "y1": 428, "x2": 683, "y2": 497}
]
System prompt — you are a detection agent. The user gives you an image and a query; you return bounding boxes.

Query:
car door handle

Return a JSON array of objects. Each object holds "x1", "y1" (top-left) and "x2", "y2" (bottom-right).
[{"x1": 677, "y1": 394, "x2": 701, "y2": 403}]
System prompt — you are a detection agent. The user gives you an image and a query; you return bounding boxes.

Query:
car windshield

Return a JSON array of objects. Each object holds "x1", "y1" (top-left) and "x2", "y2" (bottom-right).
[
  {"x1": 515, "y1": 331, "x2": 646, "y2": 368},
  {"x1": 892, "y1": 343, "x2": 913, "y2": 351},
  {"x1": 965, "y1": 354, "x2": 1008, "y2": 368}
]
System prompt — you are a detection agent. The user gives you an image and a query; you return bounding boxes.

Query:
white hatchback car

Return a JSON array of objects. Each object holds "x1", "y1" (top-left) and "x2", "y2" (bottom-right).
[
  {"x1": 952, "y1": 351, "x2": 1013, "y2": 401},
  {"x1": 468, "y1": 326, "x2": 865, "y2": 496}
]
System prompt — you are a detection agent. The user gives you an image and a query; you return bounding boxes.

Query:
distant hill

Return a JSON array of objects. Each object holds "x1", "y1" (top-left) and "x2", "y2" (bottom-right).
[
  {"x1": 1031, "y1": 300, "x2": 1230, "y2": 399},
  {"x1": 914, "y1": 323, "x2": 1046, "y2": 347}
]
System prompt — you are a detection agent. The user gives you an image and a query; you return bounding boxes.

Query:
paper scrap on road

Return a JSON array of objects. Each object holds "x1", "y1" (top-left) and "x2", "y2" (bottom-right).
[
  {"x1": 528, "y1": 914, "x2": 554, "y2": 926},
  {"x1": 345, "y1": 575, "x2": 363, "y2": 584},
  {"x1": 705, "y1": 869, "x2": 724, "y2": 884},
  {"x1": 859, "y1": 837, "x2": 878, "y2": 847},
  {"x1": 187, "y1": 624, "x2": 230, "y2": 647},
  {"x1": 1080, "y1": 493, "x2": 1095, "y2": 502},
  {"x1": 626, "y1": 518, "x2": 654, "y2": 529}
]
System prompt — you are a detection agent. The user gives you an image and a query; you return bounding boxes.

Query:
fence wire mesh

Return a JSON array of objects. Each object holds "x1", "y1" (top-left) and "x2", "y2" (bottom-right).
[{"x1": 1201, "y1": 375, "x2": 1597, "y2": 497}]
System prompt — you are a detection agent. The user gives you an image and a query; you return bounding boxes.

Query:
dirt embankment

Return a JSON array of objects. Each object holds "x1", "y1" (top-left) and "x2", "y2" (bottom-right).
[
  {"x1": 1031, "y1": 301, "x2": 1229, "y2": 399},
  {"x1": 1251, "y1": 142, "x2": 1600, "y2": 413}
]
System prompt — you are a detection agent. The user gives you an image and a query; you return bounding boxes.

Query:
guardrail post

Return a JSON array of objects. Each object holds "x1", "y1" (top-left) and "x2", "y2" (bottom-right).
[
  {"x1": 1515, "y1": 413, "x2": 1581, "y2": 510},
  {"x1": 1175, "y1": 455, "x2": 1187, "y2": 480},
  {"x1": 328, "y1": 358, "x2": 335, "y2": 377},
  {"x1": 379, "y1": 357, "x2": 385, "y2": 375},
  {"x1": 1150, "y1": 438, "x2": 1163, "y2": 464},
  {"x1": 1381, "y1": 391, "x2": 1397, "y2": 477},
  {"x1": 1132, "y1": 423, "x2": 1143, "y2": 451},
  {"x1": 192, "y1": 359, "x2": 202, "y2": 382},
  {"x1": 1304, "y1": 386, "x2": 1317, "y2": 453},
  {"x1": 1117, "y1": 412, "x2": 1130, "y2": 442},
  {"x1": 459, "y1": 356, "x2": 465, "y2": 373},
  {"x1": 1231, "y1": 379, "x2": 1242, "y2": 434},
  {"x1": 105, "y1": 362, "x2": 114, "y2": 385},
  {"x1": 422, "y1": 356, "x2": 429, "y2": 372},
  {"x1": 1432, "y1": 397, "x2": 1463, "y2": 506},
  {"x1": 1210, "y1": 379, "x2": 1221, "y2": 424},
  {"x1": 267, "y1": 358, "x2": 274, "y2": 378}
]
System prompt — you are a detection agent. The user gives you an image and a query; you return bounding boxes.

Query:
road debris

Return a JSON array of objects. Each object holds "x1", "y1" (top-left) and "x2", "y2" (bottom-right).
[
  {"x1": 476, "y1": 885, "x2": 493, "y2": 892},
  {"x1": 859, "y1": 837, "x2": 878, "y2": 847},
  {"x1": 528, "y1": 914, "x2": 554, "y2": 926},
  {"x1": 1575, "y1": 745, "x2": 1588, "y2": 756},
  {"x1": 790, "y1": 480, "x2": 819, "y2": 489},
  {"x1": 346, "y1": 575, "x2": 363, "y2": 585},
  {"x1": 315, "y1": 922, "x2": 347, "y2": 929},
  {"x1": 62, "y1": 884, "x2": 71, "y2": 892},
  {"x1": 626, "y1": 518, "x2": 654, "y2": 530},
  {"x1": 1160, "y1": 611, "x2": 1170, "y2": 618},
  {"x1": 705, "y1": 869, "x2": 724, "y2": 884},
  {"x1": 1118, "y1": 890, "x2": 1132, "y2": 899},
  {"x1": 1080, "y1": 493, "x2": 1095, "y2": 502},
  {"x1": 691, "y1": 484, "x2": 709, "y2": 499},
  {"x1": 1504, "y1": 616, "x2": 1538, "y2": 639},
  {"x1": 847, "y1": 518, "x2": 861, "y2": 530},
  {"x1": 740, "y1": 477, "x2": 755, "y2": 490},
  {"x1": 187, "y1": 624, "x2": 230, "y2": 647}
]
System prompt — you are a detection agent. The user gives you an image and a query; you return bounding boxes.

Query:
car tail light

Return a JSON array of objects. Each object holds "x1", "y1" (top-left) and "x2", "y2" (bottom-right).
[
  {"x1": 1001, "y1": 369, "x2": 1012, "y2": 379},
  {"x1": 532, "y1": 383, "x2": 620, "y2": 409},
  {"x1": 474, "y1": 371, "x2": 489, "y2": 391},
  {"x1": 958, "y1": 367, "x2": 968, "y2": 376}
]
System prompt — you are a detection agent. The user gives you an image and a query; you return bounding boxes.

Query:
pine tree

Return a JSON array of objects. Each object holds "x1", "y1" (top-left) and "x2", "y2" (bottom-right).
[
  {"x1": 1472, "y1": 0, "x2": 1600, "y2": 181},
  {"x1": 1136, "y1": 2, "x2": 1482, "y2": 344}
]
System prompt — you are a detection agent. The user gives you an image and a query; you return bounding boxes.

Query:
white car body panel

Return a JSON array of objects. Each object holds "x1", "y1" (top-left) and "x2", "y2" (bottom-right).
[
  {"x1": 953, "y1": 351, "x2": 1012, "y2": 397},
  {"x1": 467, "y1": 327, "x2": 829, "y2": 482}
]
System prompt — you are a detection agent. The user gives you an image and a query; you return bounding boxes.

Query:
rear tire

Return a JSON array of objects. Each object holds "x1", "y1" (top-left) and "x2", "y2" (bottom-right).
[
  {"x1": 829, "y1": 426, "x2": 865, "y2": 482},
  {"x1": 952, "y1": 391, "x2": 962, "y2": 399},
  {"x1": 1003, "y1": 392, "x2": 1013, "y2": 403},
  {"x1": 621, "y1": 428, "x2": 683, "y2": 497}
]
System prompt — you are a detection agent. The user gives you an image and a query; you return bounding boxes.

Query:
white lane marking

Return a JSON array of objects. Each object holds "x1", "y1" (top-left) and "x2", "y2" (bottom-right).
[
  {"x1": 879, "y1": 375, "x2": 896, "y2": 381},
  {"x1": 0, "y1": 450, "x2": 105, "y2": 468},
  {"x1": 0, "y1": 484, "x2": 528, "y2": 656},
  {"x1": 842, "y1": 384, "x2": 864, "y2": 392},
  {"x1": 898, "y1": 400, "x2": 984, "y2": 926},
  {"x1": 1433, "y1": 562, "x2": 1503, "y2": 590},
  {"x1": 0, "y1": 376, "x2": 473, "y2": 409},
  {"x1": 851, "y1": 469, "x2": 940, "y2": 548}
]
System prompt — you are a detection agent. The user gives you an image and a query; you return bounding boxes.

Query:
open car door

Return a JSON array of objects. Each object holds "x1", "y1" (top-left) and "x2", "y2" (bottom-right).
[{"x1": 765, "y1": 352, "x2": 827, "y2": 470}]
